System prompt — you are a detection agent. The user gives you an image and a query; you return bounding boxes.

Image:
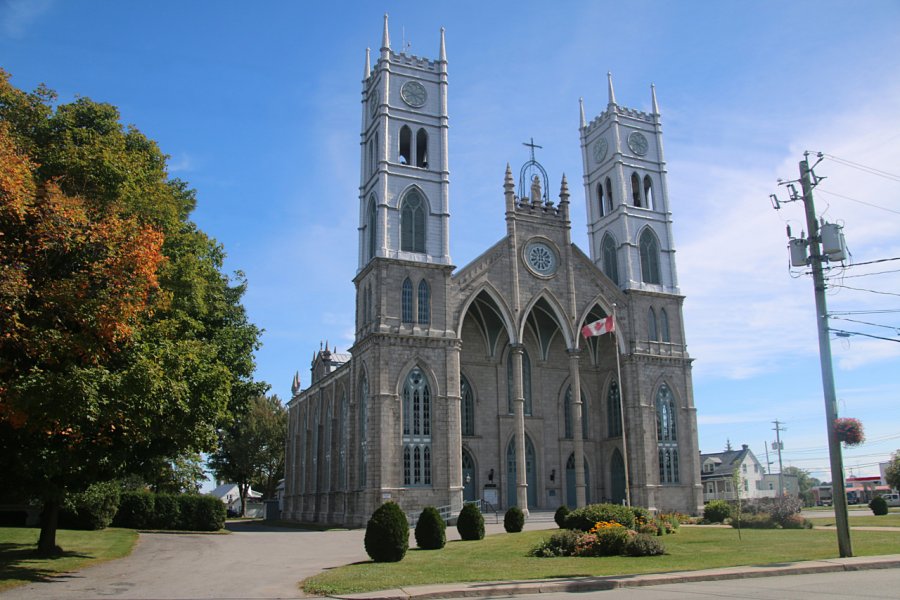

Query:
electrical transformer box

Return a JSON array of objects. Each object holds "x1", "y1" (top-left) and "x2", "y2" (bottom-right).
[
  {"x1": 821, "y1": 222, "x2": 847, "y2": 261},
  {"x1": 789, "y1": 238, "x2": 808, "y2": 267}
]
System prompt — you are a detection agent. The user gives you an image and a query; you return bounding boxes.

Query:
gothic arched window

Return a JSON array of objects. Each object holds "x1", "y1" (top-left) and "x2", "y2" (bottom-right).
[
  {"x1": 607, "y1": 379, "x2": 622, "y2": 437},
  {"x1": 417, "y1": 279, "x2": 430, "y2": 324},
  {"x1": 649, "y1": 307, "x2": 659, "y2": 342},
  {"x1": 639, "y1": 229, "x2": 661, "y2": 285},
  {"x1": 656, "y1": 384, "x2": 679, "y2": 484},
  {"x1": 358, "y1": 374, "x2": 368, "y2": 487},
  {"x1": 399, "y1": 125, "x2": 411, "y2": 164},
  {"x1": 367, "y1": 197, "x2": 377, "y2": 262},
  {"x1": 597, "y1": 182, "x2": 605, "y2": 217},
  {"x1": 416, "y1": 128, "x2": 428, "y2": 168},
  {"x1": 401, "y1": 278, "x2": 413, "y2": 323},
  {"x1": 631, "y1": 172, "x2": 642, "y2": 207},
  {"x1": 643, "y1": 175, "x2": 654, "y2": 210},
  {"x1": 461, "y1": 375, "x2": 475, "y2": 436},
  {"x1": 400, "y1": 189, "x2": 426, "y2": 253},
  {"x1": 402, "y1": 367, "x2": 432, "y2": 486},
  {"x1": 660, "y1": 308, "x2": 671, "y2": 343},
  {"x1": 605, "y1": 177, "x2": 614, "y2": 209},
  {"x1": 507, "y1": 347, "x2": 532, "y2": 415},
  {"x1": 601, "y1": 234, "x2": 618, "y2": 286},
  {"x1": 564, "y1": 385, "x2": 588, "y2": 439}
]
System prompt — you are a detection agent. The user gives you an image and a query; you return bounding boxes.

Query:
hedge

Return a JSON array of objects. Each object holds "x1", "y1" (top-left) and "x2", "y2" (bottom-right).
[{"x1": 112, "y1": 491, "x2": 225, "y2": 531}]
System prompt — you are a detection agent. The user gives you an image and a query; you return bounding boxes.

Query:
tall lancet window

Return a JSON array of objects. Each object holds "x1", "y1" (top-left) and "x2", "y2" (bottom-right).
[
  {"x1": 416, "y1": 128, "x2": 428, "y2": 168},
  {"x1": 648, "y1": 307, "x2": 659, "y2": 341},
  {"x1": 631, "y1": 172, "x2": 642, "y2": 207},
  {"x1": 601, "y1": 234, "x2": 619, "y2": 286},
  {"x1": 461, "y1": 375, "x2": 475, "y2": 436},
  {"x1": 660, "y1": 308, "x2": 671, "y2": 343},
  {"x1": 417, "y1": 279, "x2": 430, "y2": 324},
  {"x1": 643, "y1": 175, "x2": 654, "y2": 210},
  {"x1": 399, "y1": 125, "x2": 411, "y2": 165},
  {"x1": 597, "y1": 182, "x2": 605, "y2": 217},
  {"x1": 358, "y1": 374, "x2": 368, "y2": 488},
  {"x1": 639, "y1": 229, "x2": 661, "y2": 284},
  {"x1": 656, "y1": 383, "x2": 679, "y2": 484},
  {"x1": 402, "y1": 367, "x2": 432, "y2": 486},
  {"x1": 367, "y1": 197, "x2": 377, "y2": 262},
  {"x1": 401, "y1": 278, "x2": 413, "y2": 323},
  {"x1": 400, "y1": 189, "x2": 426, "y2": 253},
  {"x1": 605, "y1": 177, "x2": 614, "y2": 209},
  {"x1": 607, "y1": 379, "x2": 622, "y2": 438}
]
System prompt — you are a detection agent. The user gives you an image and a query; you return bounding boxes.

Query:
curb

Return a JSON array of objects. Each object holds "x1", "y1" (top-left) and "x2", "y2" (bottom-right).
[{"x1": 331, "y1": 555, "x2": 900, "y2": 599}]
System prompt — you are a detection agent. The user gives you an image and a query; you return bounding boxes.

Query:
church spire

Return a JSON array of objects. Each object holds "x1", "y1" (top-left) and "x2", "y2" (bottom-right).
[
  {"x1": 364, "y1": 47, "x2": 371, "y2": 79},
  {"x1": 504, "y1": 163, "x2": 515, "y2": 212},
  {"x1": 607, "y1": 71, "x2": 617, "y2": 106},
  {"x1": 438, "y1": 27, "x2": 446, "y2": 62},
  {"x1": 579, "y1": 97, "x2": 586, "y2": 128},
  {"x1": 651, "y1": 83, "x2": 659, "y2": 115},
  {"x1": 381, "y1": 13, "x2": 390, "y2": 52}
]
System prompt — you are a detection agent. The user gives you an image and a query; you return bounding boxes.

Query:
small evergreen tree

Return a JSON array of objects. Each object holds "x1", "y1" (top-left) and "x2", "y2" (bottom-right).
[
  {"x1": 504, "y1": 506, "x2": 525, "y2": 533},
  {"x1": 414, "y1": 506, "x2": 446, "y2": 549},
  {"x1": 869, "y1": 495, "x2": 888, "y2": 516},
  {"x1": 456, "y1": 503, "x2": 485, "y2": 540},
  {"x1": 554, "y1": 505, "x2": 570, "y2": 528},
  {"x1": 364, "y1": 502, "x2": 409, "y2": 562}
]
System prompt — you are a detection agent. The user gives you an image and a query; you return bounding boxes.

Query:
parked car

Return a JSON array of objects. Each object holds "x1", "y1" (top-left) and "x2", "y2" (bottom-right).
[{"x1": 882, "y1": 492, "x2": 900, "y2": 507}]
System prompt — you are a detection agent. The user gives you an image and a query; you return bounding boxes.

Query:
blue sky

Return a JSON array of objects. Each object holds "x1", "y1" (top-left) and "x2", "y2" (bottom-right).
[{"x1": 3, "y1": 1, "x2": 899, "y2": 486}]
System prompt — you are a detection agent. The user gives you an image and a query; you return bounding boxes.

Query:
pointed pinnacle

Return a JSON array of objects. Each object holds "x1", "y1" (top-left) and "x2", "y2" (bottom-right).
[
  {"x1": 364, "y1": 47, "x2": 371, "y2": 79},
  {"x1": 651, "y1": 83, "x2": 659, "y2": 115},
  {"x1": 439, "y1": 27, "x2": 447, "y2": 62},
  {"x1": 381, "y1": 13, "x2": 390, "y2": 50},
  {"x1": 560, "y1": 173, "x2": 570, "y2": 199},
  {"x1": 607, "y1": 71, "x2": 616, "y2": 106},
  {"x1": 504, "y1": 163, "x2": 514, "y2": 189},
  {"x1": 579, "y1": 97, "x2": 586, "y2": 128}
]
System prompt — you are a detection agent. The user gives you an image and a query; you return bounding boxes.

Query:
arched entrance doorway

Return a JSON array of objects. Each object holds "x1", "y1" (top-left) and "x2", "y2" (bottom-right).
[
  {"x1": 462, "y1": 448, "x2": 477, "y2": 502},
  {"x1": 506, "y1": 435, "x2": 537, "y2": 509},
  {"x1": 565, "y1": 453, "x2": 591, "y2": 508},
  {"x1": 610, "y1": 448, "x2": 626, "y2": 504}
]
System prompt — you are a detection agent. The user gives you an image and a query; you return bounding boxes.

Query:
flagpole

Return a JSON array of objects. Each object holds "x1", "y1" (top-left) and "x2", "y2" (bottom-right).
[{"x1": 613, "y1": 303, "x2": 631, "y2": 507}]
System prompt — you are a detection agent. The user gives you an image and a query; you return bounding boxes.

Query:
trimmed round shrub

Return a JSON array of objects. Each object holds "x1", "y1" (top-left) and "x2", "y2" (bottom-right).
[
  {"x1": 554, "y1": 505, "x2": 570, "y2": 528},
  {"x1": 456, "y1": 502, "x2": 485, "y2": 541},
  {"x1": 414, "y1": 506, "x2": 446, "y2": 550},
  {"x1": 59, "y1": 481, "x2": 121, "y2": 530},
  {"x1": 504, "y1": 506, "x2": 525, "y2": 533},
  {"x1": 113, "y1": 491, "x2": 155, "y2": 529},
  {"x1": 869, "y1": 495, "x2": 888, "y2": 516},
  {"x1": 530, "y1": 529, "x2": 581, "y2": 557},
  {"x1": 364, "y1": 502, "x2": 409, "y2": 562},
  {"x1": 703, "y1": 500, "x2": 732, "y2": 523},
  {"x1": 564, "y1": 503, "x2": 635, "y2": 531},
  {"x1": 624, "y1": 533, "x2": 667, "y2": 556}
]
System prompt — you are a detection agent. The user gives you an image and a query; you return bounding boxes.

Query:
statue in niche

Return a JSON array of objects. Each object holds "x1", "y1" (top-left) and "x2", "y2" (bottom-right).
[{"x1": 531, "y1": 175, "x2": 542, "y2": 205}]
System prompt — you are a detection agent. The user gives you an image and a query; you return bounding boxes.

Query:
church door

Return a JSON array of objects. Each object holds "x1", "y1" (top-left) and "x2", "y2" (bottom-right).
[
  {"x1": 565, "y1": 453, "x2": 591, "y2": 508},
  {"x1": 610, "y1": 449, "x2": 626, "y2": 504},
  {"x1": 462, "y1": 449, "x2": 476, "y2": 502},
  {"x1": 506, "y1": 436, "x2": 537, "y2": 509}
]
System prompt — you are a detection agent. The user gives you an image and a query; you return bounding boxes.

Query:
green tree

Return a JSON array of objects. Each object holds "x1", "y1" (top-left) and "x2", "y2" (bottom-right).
[
  {"x1": 208, "y1": 395, "x2": 286, "y2": 515},
  {"x1": 144, "y1": 452, "x2": 208, "y2": 494},
  {"x1": 0, "y1": 70, "x2": 263, "y2": 554},
  {"x1": 782, "y1": 466, "x2": 821, "y2": 507},
  {"x1": 885, "y1": 450, "x2": 900, "y2": 492}
]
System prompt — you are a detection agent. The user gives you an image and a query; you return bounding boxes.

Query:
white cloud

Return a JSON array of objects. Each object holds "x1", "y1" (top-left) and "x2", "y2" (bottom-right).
[{"x1": 0, "y1": 0, "x2": 52, "y2": 38}]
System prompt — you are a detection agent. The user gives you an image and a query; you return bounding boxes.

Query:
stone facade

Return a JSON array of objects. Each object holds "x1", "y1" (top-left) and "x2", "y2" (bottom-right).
[{"x1": 283, "y1": 17, "x2": 703, "y2": 527}]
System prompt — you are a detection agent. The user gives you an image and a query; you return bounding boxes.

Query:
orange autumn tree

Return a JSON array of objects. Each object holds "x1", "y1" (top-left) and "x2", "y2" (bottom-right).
[{"x1": 0, "y1": 125, "x2": 165, "y2": 551}]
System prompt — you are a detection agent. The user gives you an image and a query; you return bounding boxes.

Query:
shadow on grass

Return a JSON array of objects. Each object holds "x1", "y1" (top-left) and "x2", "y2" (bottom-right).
[{"x1": 0, "y1": 542, "x2": 92, "y2": 585}]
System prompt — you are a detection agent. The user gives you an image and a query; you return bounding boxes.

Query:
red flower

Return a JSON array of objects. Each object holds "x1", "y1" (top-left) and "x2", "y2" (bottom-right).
[{"x1": 834, "y1": 417, "x2": 865, "y2": 446}]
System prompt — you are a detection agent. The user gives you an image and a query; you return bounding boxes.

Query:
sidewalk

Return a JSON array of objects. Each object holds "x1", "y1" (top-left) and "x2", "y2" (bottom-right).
[{"x1": 333, "y1": 554, "x2": 900, "y2": 600}]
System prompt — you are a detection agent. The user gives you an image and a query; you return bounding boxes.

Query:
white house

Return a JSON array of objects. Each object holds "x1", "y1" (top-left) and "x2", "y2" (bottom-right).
[
  {"x1": 209, "y1": 483, "x2": 263, "y2": 515},
  {"x1": 701, "y1": 445, "x2": 766, "y2": 501}
]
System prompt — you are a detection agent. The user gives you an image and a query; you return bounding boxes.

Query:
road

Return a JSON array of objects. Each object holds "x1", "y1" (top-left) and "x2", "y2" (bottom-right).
[{"x1": 505, "y1": 568, "x2": 900, "y2": 599}]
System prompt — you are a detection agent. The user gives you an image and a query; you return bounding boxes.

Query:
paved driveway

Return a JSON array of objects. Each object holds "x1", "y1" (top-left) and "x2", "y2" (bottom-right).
[{"x1": 1, "y1": 517, "x2": 557, "y2": 599}]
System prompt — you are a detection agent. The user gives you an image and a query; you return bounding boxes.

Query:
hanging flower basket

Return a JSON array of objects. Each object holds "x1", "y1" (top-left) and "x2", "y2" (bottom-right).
[{"x1": 834, "y1": 417, "x2": 865, "y2": 446}]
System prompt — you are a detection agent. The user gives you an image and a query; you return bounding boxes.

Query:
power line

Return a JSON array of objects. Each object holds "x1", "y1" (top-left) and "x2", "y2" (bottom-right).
[
  {"x1": 829, "y1": 316, "x2": 900, "y2": 331},
  {"x1": 839, "y1": 268, "x2": 900, "y2": 279},
  {"x1": 829, "y1": 283, "x2": 900, "y2": 297},
  {"x1": 846, "y1": 257, "x2": 900, "y2": 268},
  {"x1": 830, "y1": 309, "x2": 900, "y2": 315},
  {"x1": 820, "y1": 153, "x2": 900, "y2": 182},
  {"x1": 816, "y1": 188, "x2": 900, "y2": 215},
  {"x1": 829, "y1": 328, "x2": 900, "y2": 343}
]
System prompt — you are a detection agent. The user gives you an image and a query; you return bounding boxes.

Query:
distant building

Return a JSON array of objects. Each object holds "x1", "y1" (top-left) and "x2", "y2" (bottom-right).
[
  {"x1": 209, "y1": 483, "x2": 263, "y2": 515},
  {"x1": 701, "y1": 444, "x2": 765, "y2": 501}
]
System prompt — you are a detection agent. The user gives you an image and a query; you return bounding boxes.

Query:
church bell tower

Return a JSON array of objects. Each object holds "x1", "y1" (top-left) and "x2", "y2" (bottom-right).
[{"x1": 580, "y1": 73, "x2": 679, "y2": 295}]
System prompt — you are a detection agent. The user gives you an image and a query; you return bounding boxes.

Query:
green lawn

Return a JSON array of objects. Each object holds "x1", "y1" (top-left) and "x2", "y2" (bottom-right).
[
  {"x1": 0, "y1": 527, "x2": 138, "y2": 592},
  {"x1": 302, "y1": 526, "x2": 900, "y2": 595},
  {"x1": 812, "y1": 513, "x2": 900, "y2": 527}
]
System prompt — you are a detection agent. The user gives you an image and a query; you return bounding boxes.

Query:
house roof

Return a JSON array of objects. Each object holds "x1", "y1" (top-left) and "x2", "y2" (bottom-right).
[
  {"x1": 700, "y1": 445, "x2": 759, "y2": 480},
  {"x1": 208, "y1": 483, "x2": 262, "y2": 499}
]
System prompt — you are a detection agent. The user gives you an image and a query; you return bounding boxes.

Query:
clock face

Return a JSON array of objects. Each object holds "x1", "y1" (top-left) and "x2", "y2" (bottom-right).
[
  {"x1": 592, "y1": 139, "x2": 608, "y2": 163},
  {"x1": 627, "y1": 132, "x2": 649, "y2": 156},
  {"x1": 400, "y1": 81, "x2": 427, "y2": 107},
  {"x1": 524, "y1": 241, "x2": 558, "y2": 276},
  {"x1": 369, "y1": 90, "x2": 379, "y2": 116}
]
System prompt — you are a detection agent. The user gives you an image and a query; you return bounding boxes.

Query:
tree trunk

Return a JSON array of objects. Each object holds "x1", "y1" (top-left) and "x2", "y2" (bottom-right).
[
  {"x1": 239, "y1": 483, "x2": 248, "y2": 517},
  {"x1": 37, "y1": 498, "x2": 62, "y2": 556}
]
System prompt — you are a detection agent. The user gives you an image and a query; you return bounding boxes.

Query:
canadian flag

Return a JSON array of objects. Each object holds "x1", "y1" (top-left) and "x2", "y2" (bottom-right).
[{"x1": 581, "y1": 316, "x2": 615, "y2": 338}]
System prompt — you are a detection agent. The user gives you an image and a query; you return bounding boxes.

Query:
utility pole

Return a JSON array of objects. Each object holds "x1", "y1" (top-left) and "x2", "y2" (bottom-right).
[
  {"x1": 764, "y1": 440, "x2": 774, "y2": 474},
  {"x1": 797, "y1": 156, "x2": 853, "y2": 557},
  {"x1": 772, "y1": 420, "x2": 786, "y2": 495}
]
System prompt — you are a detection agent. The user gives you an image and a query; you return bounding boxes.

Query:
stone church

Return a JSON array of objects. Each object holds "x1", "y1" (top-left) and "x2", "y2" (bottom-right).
[{"x1": 283, "y1": 16, "x2": 703, "y2": 527}]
